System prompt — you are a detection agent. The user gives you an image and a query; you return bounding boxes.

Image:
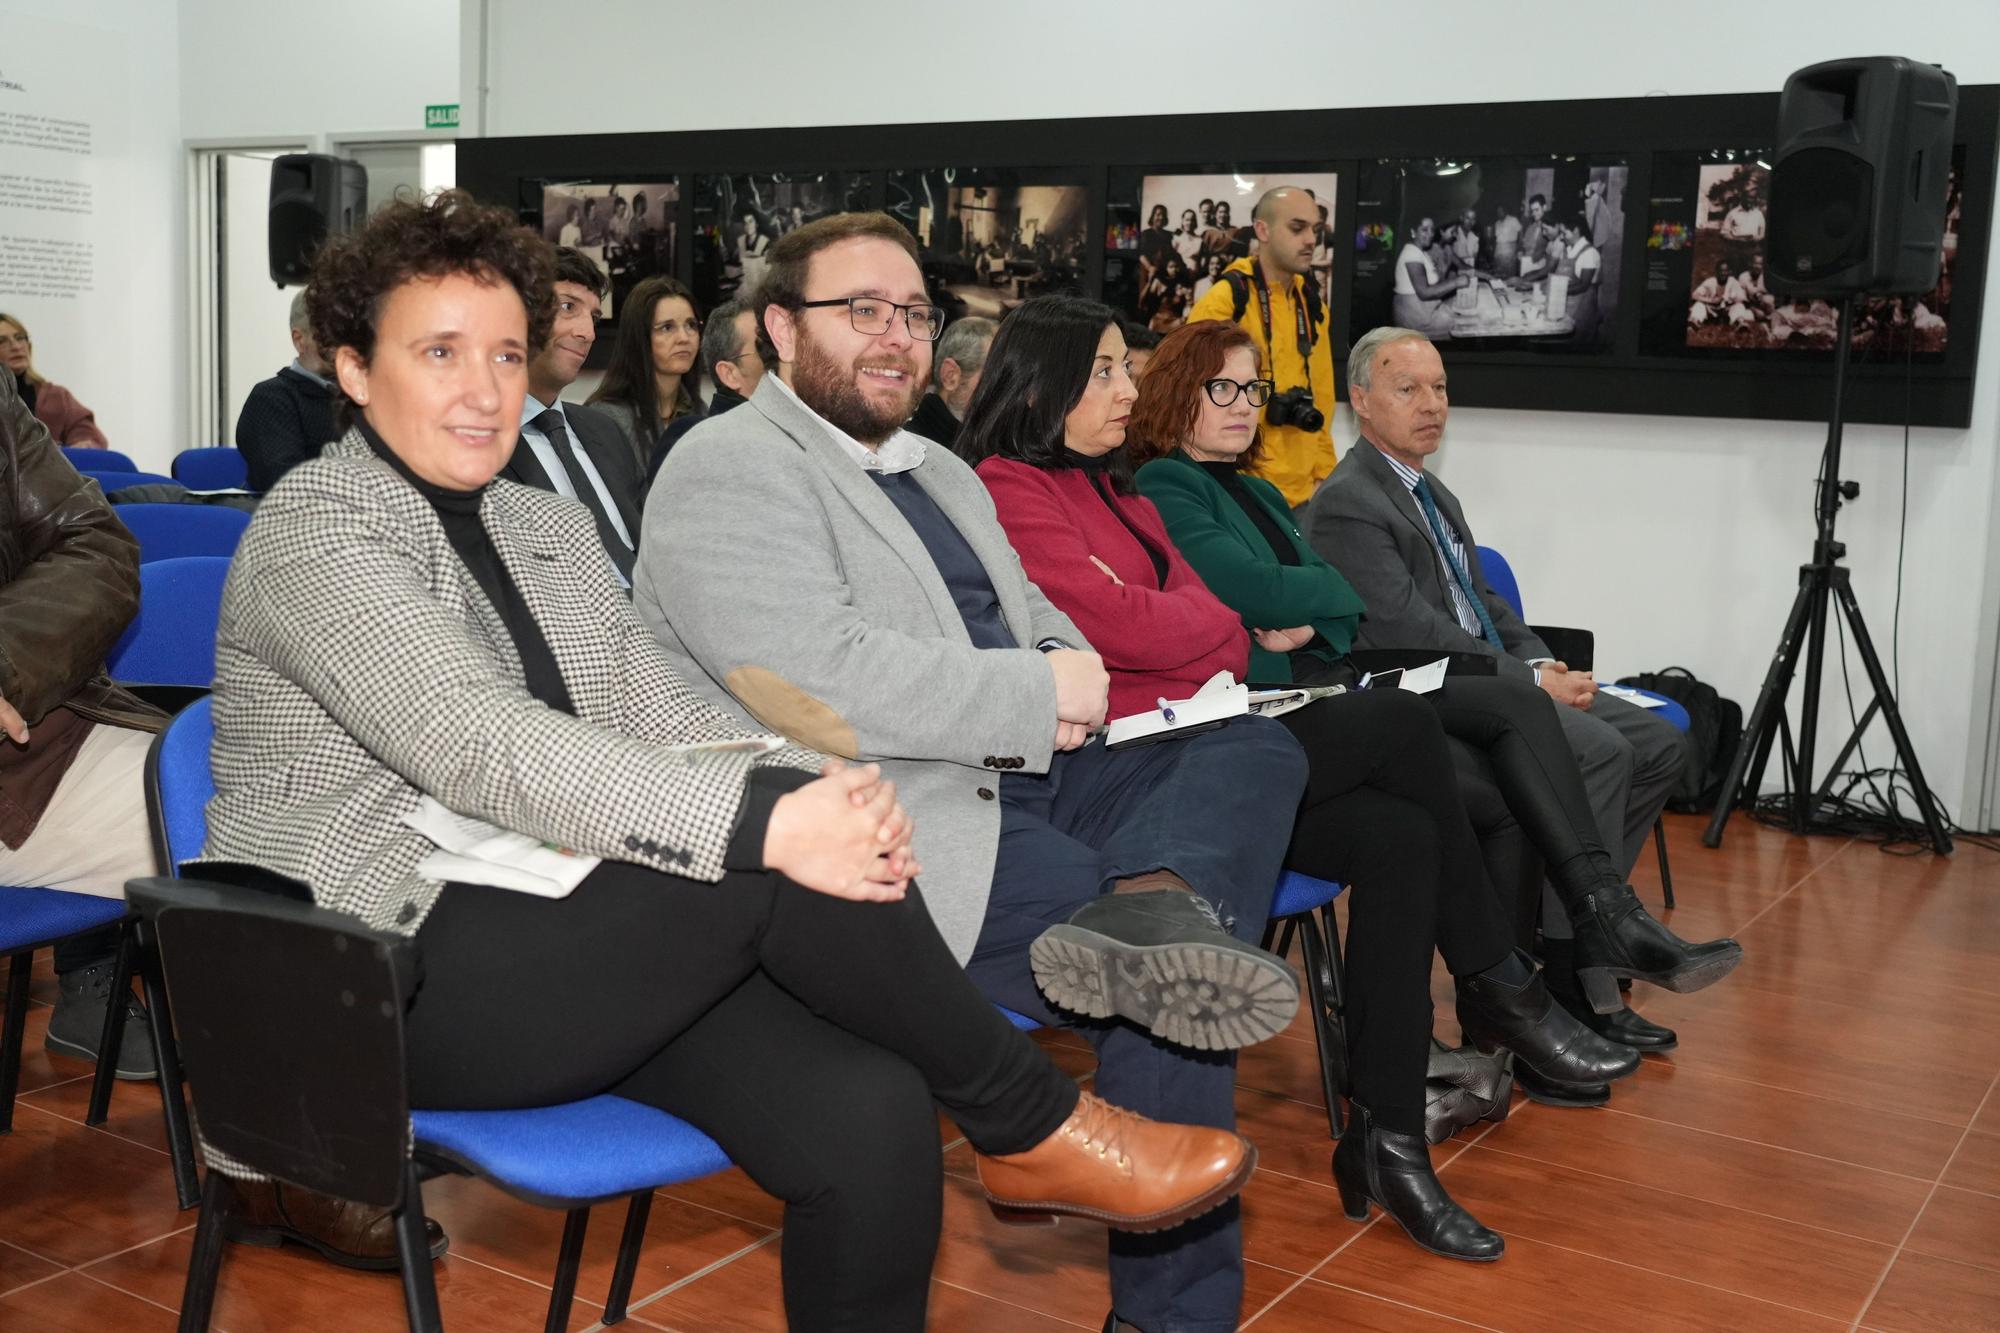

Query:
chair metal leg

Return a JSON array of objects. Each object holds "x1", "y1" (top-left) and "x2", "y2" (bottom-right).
[
  {"x1": 1289, "y1": 910, "x2": 1348, "y2": 1140},
  {"x1": 1654, "y1": 817, "x2": 1676, "y2": 910},
  {"x1": 542, "y1": 1206, "x2": 592, "y2": 1333},
  {"x1": 135, "y1": 921, "x2": 200, "y2": 1208},
  {"x1": 86, "y1": 924, "x2": 139, "y2": 1125},
  {"x1": 1, "y1": 951, "x2": 29, "y2": 1134},
  {"x1": 177, "y1": 1169, "x2": 234, "y2": 1333},
  {"x1": 395, "y1": 1160, "x2": 444, "y2": 1333},
  {"x1": 603, "y1": 1192, "x2": 654, "y2": 1325}
]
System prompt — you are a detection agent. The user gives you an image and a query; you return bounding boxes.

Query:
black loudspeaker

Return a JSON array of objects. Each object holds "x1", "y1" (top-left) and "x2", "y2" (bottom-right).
[
  {"x1": 1769, "y1": 57, "x2": 1956, "y2": 297},
  {"x1": 268, "y1": 154, "x2": 368, "y2": 286}
]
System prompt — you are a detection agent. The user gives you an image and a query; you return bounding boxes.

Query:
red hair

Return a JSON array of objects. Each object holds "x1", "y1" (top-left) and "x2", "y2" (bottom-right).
[{"x1": 1125, "y1": 320, "x2": 1265, "y2": 470}]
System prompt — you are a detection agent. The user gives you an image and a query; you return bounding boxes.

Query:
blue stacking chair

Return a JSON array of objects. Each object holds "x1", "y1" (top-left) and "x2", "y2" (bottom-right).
[
  {"x1": 147, "y1": 698, "x2": 734, "y2": 1332},
  {"x1": 62, "y1": 446, "x2": 138, "y2": 472},
  {"x1": 81, "y1": 469, "x2": 180, "y2": 492},
  {"x1": 0, "y1": 886, "x2": 131, "y2": 1134},
  {"x1": 171, "y1": 448, "x2": 250, "y2": 492},
  {"x1": 114, "y1": 504, "x2": 251, "y2": 563},
  {"x1": 1477, "y1": 545, "x2": 1689, "y2": 908},
  {"x1": 107, "y1": 556, "x2": 230, "y2": 689}
]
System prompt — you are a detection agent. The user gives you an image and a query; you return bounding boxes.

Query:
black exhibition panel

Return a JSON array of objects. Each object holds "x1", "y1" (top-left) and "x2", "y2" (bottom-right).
[{"x1": 457, "y1": 84, "x2": 1997, "y2": 427}]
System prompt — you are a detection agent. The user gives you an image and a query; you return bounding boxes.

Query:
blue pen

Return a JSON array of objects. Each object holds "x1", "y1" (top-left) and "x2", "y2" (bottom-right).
[{"x1": 1156, "y1": 697, "x2": 1176, "y2": 723}]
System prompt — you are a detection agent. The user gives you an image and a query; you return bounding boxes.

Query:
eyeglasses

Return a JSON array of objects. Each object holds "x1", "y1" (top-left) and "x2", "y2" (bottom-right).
[
  {"x1": 798, "y1": 297, "x2": 947, "y2": 343},
  {"x1": 1203, "y1": 377, "x2": 1274, "y2": 407},
  {"x1": 652, "y1": 317, "x2": 701, "y2": 337}
]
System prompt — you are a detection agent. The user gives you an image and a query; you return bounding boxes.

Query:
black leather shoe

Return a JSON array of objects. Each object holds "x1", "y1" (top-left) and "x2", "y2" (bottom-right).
[
  {"x1": 1425, "y1": 1039, "x2": 1514, "y2": 1144},
  {"x1": 1570, "y1": 885, "x2": 1743, "y2": 1014},
  {"x1": 1031, "y1": 889, "x2": 1299, "y2": 1051},
  {"x1": 1546, "y1": 965, "x2": 1680, "y2": 1052},
  {"x1": 1514, "y1": 1063, "x2": 1610, "y2": 1107},
  {"x1": 1334, "y1": 1105, "x2": 1503, "y2": 1261},
  {"x1": 1457, "y1": 951, "x2": 1640, "y2": 1095}
]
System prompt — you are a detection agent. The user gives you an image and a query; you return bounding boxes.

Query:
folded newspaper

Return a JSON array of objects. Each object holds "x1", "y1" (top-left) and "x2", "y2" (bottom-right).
[{"x1": 400, "y1": 737, "x2": 786, "y2": 897}]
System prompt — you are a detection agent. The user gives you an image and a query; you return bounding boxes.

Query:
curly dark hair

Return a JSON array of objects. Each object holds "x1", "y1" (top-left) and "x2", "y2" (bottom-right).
[{"x1": 306, "y1": 189, "x2": 556, "y2": 379}]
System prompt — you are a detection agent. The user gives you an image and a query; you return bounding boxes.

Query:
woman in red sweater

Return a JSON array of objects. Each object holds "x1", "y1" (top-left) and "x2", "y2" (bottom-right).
[{"x1": 962, "y1": 296, "x2": 1636, "y2": 1264}]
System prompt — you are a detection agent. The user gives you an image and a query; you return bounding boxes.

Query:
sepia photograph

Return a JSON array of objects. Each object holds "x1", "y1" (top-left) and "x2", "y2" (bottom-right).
[
  {"x1": 539, "y1": 180, "x2": 678, "y2": 321},
  {"x1": 1349, "y1": 156, "x2": 1626, "y2": 351},
  {"x1": 884, "y1": 168, "x2": 1088, "y2": 320},
  {"x1": 692, "y1": 172, "x2": 872, "y2": 307}
]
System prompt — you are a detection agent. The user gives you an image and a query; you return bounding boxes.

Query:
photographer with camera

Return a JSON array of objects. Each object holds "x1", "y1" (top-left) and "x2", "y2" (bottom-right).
[{"x1": 1186, "y1": 186, "x2": 1337, "y2": 516}]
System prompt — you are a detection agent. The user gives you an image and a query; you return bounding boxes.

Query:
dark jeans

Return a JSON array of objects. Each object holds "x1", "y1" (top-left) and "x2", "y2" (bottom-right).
[
  {"x1": 1275, "y1": 690, "x2": 1515, "y2": 1128},
  {"x1": 965, "y1": 714, "x2": 1307, "y2": 1333},
  {"x1": 406, "y1": 861, "x2": 1079, "y2": 1333}
]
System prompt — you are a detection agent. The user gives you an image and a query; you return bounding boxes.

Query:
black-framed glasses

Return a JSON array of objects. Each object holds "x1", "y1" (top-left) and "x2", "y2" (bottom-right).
[
  {"x1": 799, "y1": 296, "x2": 947, "y2": 343},
  {"x1": 1203, "y1": 377, "x2": 1274, "y2": 407}
]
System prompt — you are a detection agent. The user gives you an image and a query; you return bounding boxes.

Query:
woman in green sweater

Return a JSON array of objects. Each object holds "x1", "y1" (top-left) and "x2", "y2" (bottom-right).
[{"x1": 1131, "y1": 320, "x2": 1739, "y2": 1079}]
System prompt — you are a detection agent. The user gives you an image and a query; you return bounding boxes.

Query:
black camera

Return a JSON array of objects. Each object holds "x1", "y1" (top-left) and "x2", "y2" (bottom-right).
[{"x1": 1265, "y1": 386, "x2": 1325, "y2": 433}]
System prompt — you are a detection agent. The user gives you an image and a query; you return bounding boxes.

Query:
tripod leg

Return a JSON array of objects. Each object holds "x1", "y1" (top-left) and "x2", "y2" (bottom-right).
[
  {"x1": 1704, "y1": 570, "x2": 1817, "y2": 848},
  {"x1": 1793, "y1": 572, "x2": 1836, "y2": 832},
  {"x1": 1830, "y1": 576, "x2": 1954, "y2": 853},
  {"x1": 1813, "y1": 698, "x2": 1880, "y2": 812}
]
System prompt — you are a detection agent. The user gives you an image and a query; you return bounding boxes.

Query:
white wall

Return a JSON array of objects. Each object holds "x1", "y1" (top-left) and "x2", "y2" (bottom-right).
[
  {"x1": 0, "y1": 0, "x2": 184, "y2": 466},
  {"x1": 470, "y1": 0, "x2": 2000, "y2": 819}
]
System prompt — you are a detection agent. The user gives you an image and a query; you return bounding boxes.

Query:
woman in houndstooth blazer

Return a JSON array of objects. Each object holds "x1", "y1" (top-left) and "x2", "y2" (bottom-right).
[{"x1": 196, "y1": 192, "x2": 1254, "y2": 1328}]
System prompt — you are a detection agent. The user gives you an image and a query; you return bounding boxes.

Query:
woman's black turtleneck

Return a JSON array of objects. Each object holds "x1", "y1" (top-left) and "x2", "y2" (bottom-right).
[
  {"x1": 358, "y1": 420, "x2": 576, "y2": 716},
  {"x1": 1066, "y1": 449, "x2": 1169, "y2": 587},
  {"x1": 1196, "y1": 458, "x2": 1302, "y2": 567}
]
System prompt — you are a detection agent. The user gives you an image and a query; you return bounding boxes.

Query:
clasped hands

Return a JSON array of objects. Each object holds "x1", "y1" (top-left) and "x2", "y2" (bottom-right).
[
  {"x1": 1537, "y1": 660, "x2": 1598, "y2": 709},
  {"x1": 764, "y1": 760, "x2": 920, "y2": 902}
]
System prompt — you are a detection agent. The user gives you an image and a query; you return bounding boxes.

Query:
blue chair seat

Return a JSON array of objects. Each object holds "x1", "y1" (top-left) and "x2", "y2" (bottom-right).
[
  {"x1": 412, "y1": 1096, "x2": 731, "y2": 1208},
  {"x1": 108, "y1": 556, "x2": 230, "y2": 688},
  {"x1": 113, "y1": 504, "x2": 250, "y2": 563},
  {"x1": 0, "y1": 885, "x2": 130, "y2": 954},
  {"x1": 62, "y1": 447, "x2": 137, "y2": 472},
  {"x1": 171, "y1": 448, "x2": 250, "y2": 491},
  {"x1": 1270, "y1": 870, "x2": 1344, "y2": 919},
  {"x1": 998, "y1": 1006, "x2": 1043, "y2": 1031}
]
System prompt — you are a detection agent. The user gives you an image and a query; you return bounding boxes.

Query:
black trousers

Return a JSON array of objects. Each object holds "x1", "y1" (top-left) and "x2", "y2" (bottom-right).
[
  {"x1": 1277, "y1": 690, "x2": 1514, "y2": 1130},
  {"x1": 404, "y1": 862, "x2": 1079, "y2": 1333},
  {"x1": 51, "y1": 923, "x2": 121, "y2": 974}
]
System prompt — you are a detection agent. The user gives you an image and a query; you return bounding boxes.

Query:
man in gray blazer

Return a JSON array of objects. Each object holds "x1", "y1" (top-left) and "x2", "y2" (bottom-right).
[
  {"x1": 637, "y1": 213, "x2": 1309, "y2": 1333},
  {"x1": 504, "y1": 246, "x2": 642, "y2": 582},
  {"x1": 1310, "y1": 326, "x2": 1694, "y2": 1042}
]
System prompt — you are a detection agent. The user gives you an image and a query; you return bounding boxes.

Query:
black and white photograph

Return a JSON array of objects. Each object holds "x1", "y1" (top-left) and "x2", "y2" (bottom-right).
[
  {"x1": 1679, "y1": 155, "x2": 1961, "y2": 355},
  {"x1": 691, "y1": 172, "x2": 872, "y2": 307},
  {"x1": 1124, "y1": 172, "x2": 1338, "y2": 332},
  {"x1": 884, "y1": 168, "x2": 1087, "y2": 320},
  {"x1": 539, "y1": 180, "x2": 678, "y2": 320},
  {"x1": 1349, "y1": 156, "x2": 1627, "y2": 351}
]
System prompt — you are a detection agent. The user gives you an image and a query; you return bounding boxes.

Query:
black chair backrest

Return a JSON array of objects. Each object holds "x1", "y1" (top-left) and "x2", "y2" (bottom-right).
[{"x1": 125, "y1": 876, "x2": 417, "y2": 1209}]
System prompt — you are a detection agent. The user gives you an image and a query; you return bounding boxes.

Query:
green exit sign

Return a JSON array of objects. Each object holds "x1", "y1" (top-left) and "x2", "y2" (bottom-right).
[{"x1": 425, "y1": 103, "x2": 460, "y2": 130}]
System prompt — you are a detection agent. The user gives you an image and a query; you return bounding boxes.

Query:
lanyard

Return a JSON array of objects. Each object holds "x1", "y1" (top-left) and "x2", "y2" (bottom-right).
[{"x1": 1252, "y1": 271, "x2": 1315, "y2": 364}]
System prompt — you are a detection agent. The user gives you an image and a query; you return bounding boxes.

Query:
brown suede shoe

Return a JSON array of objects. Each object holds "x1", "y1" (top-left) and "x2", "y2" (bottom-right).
[
  {"x1": 223, "y1": 1178, "x2": 449, "y2": 1272},
  {"x1": 973, "y1": 1091, "x2": 1255, "y2": 1233}
]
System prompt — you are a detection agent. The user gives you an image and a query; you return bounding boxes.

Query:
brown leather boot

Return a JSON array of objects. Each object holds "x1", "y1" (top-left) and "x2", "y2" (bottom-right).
[
  {"x1": 973, "y1": 1091, "x2": 1254, "y2": 1233},
  {"x1": 222, "y1": 1177, "x2": 449, "y2": 1272}
]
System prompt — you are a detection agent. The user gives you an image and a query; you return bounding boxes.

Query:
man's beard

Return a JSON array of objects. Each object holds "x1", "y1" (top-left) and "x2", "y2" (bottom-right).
[{"x1": 791, "y1": 324, "x2": 921, "y2": 446}]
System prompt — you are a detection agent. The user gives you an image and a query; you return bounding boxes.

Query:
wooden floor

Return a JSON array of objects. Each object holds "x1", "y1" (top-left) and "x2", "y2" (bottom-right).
[{"x1": 3, "y1": 814, "x2": 1998, "y2": 1332}]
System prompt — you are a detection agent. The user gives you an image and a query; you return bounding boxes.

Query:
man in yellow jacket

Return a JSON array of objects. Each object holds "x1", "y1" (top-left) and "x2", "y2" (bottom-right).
[{"x1": 1185, "y1": 186, "x2": 1338, "y2": 512}]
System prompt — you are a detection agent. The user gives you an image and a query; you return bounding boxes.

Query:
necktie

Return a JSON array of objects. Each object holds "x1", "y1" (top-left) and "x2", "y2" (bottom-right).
[
  {"x1": 532, "y1": 408, "x2": 635, "y2": 580},
  {"x1": 1412, "y1": 475, "x2": 1503, "y2": 649}
]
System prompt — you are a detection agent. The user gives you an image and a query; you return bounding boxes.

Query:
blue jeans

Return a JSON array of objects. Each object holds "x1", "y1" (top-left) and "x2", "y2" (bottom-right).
[{"x1": 964, "y1": 715, "x2": 1307, "y2": 1333}]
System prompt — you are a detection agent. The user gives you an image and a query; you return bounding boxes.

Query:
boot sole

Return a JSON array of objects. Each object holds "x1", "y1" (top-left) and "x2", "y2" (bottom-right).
[
  {"x1": 1029, "y1": 927, "x2": 1299, "y2": 1051},
  {"x1": 1513, "y1": 1068, "x2": 1610, "y2": 1108},
  {"x1": 225, "y1": 1219, "x2": 448, "y2": 1271},
  {"x1": 42, "y1": 1033, "x2": 157, "y2": 1082},
  {"x1": 1578, "y1": 942, "x2": 1744, "y2": 1014},
  {"x1": 984, "y1": 1142, "x2": 1256, "y2": 1234}
]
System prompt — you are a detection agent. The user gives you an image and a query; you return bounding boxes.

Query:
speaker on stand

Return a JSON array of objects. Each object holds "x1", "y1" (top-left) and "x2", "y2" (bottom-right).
[
  {"x1": 1704, "y1": 57, "x2": 1957, "y2": 854},
  {"x1": 268, "y1": 153, "x2": 368, "y2": 287}
]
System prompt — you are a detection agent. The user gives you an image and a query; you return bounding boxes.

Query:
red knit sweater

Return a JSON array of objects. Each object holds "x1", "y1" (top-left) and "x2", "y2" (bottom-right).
[{"x1": 977, "y1": 456, "x2": 1248, "y2": 720}]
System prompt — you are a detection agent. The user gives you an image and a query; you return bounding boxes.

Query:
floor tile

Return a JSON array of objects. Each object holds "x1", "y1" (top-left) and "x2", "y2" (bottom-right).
[
  {"x1": 1859, "y1": 1248, "x2": 2000, "y2": 1332},
  {"x1": 0, "y1": 1104, "x2": 189, "y2": 1267},
  {"x1": 0, "y1": 1000, "x2": 100, "y2": 1096},
  {"x1": 1246, "y1": 1273, "x2": 1497, "y2": 1330},
  {"x1": 1475, "y1": 1101, "x2": 1933, "y2": 1245},
  {"x1": 1939, "y1": 1129, "x2": 2000, "y2": 1198},
  {"x1": 1901, "y1": 1184, "x2": 2000, "y2": 1273},
  {"x1": 17, "y1": 1066, "x2": 177, "y2": 1158},
  {"x1": 0, "y1": 1237, "x2": 64, "y2": 1298},
  {"x1": 0, "y1": 1270, "x2": 180, "y2": 1331}
]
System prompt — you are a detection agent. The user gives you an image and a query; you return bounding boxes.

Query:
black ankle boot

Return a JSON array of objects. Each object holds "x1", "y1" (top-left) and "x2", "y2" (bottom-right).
[
  {"x1": 1333, "y1": 1104, "x2": 1503, "y2": 1261},
  {"x1": 1424, "y1": 1039, "x2": 1513, "y2": 1145},
  {"x1": 1457, "y1": 951, "x2": 1640, "y2": 1095},
  {"x1": 1545, "y1": 958, "x2": 1680, "y2": 1052},
  {"x1": 1569, "y1": 885, "x2": 1743, "y2": 1014}
]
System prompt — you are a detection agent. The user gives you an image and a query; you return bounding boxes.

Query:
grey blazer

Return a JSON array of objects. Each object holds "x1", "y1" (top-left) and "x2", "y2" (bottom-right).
[
  {"x1": 198, "y1": 430, "x2": 822, "y2": 939},
  {"x1": 1307, "y1": 438, "x2": 1550, "y2": 680},
  {"x1": 635, "y1": 378, "x2": 1086, "y2": 962}
]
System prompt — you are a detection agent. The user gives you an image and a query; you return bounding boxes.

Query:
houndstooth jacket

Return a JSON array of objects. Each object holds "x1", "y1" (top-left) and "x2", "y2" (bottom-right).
[{"x1": 195, "y1": 430, "x2": 823, "y2": 938}]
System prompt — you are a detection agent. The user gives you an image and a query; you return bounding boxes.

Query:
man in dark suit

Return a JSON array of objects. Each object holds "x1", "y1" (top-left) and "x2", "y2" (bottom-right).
[
  {"x1": 507, "y1": 246, "x2": 642, "y2": 583},
  {"x1": 234, "y1": 289, "x2": 340, "y2": 491},
  {"x1": 1311, "y1": 326, "x2": 1704, "y2": 1048}
]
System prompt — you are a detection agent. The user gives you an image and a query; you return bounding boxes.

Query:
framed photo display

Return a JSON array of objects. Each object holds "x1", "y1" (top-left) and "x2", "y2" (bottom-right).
[
  {"x1": 884, "y1": 167, "x2": 1089, "y2": 321},
  {"x1": 691, "y1": 172, "x2": 872, "y2": 307},
  {"x1": 539, "y1": 179, "x2": 678, "y2": 321}
]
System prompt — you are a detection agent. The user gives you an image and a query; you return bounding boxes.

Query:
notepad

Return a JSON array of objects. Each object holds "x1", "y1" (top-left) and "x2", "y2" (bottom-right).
[
  {"x1": 1598, "y1": 684, "x2": 1672, "y2": 709},
  {"x1": 1105, "y1": 671, "x2": 1247, "y2": 748}
]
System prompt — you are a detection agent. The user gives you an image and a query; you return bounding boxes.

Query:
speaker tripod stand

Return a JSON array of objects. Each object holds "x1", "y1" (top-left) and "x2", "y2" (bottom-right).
[{"x1": 1701, "y1": 295, "x2": 1952, "y2": 854}]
